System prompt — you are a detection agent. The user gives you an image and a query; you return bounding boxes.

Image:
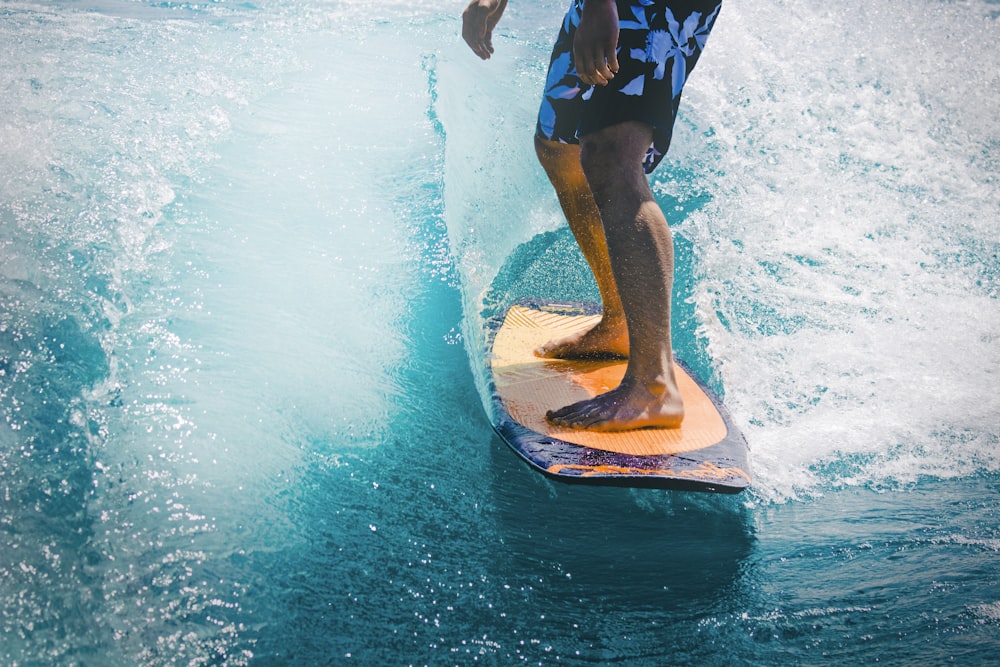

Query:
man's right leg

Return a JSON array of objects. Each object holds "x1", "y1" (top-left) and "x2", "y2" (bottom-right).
[{"x1": 534, "y1": 135, "x2": 629, "y2": 359}]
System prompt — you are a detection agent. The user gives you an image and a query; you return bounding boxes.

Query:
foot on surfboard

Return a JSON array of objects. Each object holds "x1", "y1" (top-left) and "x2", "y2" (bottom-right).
[
  {"x1": 534, "y1": 317, "x2": 629, "y2": 360},
  {"x1": 545, "y1": 377, "x2": 685, "y2": 432}
]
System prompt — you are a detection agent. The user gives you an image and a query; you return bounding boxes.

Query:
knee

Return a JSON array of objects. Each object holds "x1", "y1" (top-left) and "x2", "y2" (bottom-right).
[
  {"x1": 579, "y1": 124, "x2": 652, "y2": 196},
  {"x1": 580, "y1": 135, "x2": 643, "y2": 201},
  {"x1": 579, "y1": 134, "x2": 623, "y2": 195}
]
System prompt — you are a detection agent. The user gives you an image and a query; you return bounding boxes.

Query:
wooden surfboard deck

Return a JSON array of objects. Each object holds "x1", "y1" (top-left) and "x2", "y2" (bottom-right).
[{"x1": 486, "y1": 300, "x2": 751, "y2": 492}]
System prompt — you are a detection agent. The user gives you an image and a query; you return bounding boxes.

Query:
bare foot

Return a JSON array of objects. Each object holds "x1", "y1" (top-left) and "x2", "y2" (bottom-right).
[
  {"x1": 546, "y1": 378, "x2": 684, "y2": 432},
  {"x1": 535, "y1": 318, "x2": 629, "y2": 359}
]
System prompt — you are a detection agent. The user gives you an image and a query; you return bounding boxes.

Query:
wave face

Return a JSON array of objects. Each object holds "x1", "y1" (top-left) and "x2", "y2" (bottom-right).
[{"x1": 1, "y1": 0, "x2": 998, "y2": 664}]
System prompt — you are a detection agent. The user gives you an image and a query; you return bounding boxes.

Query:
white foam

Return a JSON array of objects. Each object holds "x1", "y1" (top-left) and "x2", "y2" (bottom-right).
[
  {"x1": 440, "y1": 0, "x2": 1000, "y2": 503},
  {"x1": 674, "y1": 0, "x2": 1000, "y2": 502}
]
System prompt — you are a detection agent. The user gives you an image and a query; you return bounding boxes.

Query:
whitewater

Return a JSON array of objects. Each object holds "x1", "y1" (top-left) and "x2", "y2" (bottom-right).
[{"x1": 1, "y1": 0, "x2": 998, "y2": 664}]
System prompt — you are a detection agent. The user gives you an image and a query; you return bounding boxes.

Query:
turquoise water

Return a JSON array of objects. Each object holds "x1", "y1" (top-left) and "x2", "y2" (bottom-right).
[{"x1": 1, "y1": 0, "x2": 998, "y2": 664}]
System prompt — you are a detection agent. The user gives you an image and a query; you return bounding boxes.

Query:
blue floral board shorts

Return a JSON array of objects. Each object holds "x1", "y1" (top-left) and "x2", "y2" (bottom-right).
[{"x1": 536, "y1": 0, "x2": 722, "y2": 173}]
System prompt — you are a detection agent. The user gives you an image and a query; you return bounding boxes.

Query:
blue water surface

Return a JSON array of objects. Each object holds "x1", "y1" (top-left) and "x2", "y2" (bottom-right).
[{"x1": 1, "y1": 0, "x2": 999, "y2": 664}]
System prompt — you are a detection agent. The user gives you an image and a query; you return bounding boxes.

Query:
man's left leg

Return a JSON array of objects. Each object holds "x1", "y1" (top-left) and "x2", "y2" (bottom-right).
[
  {"x1": 534, "y1": 135, "x2": 629, "y2": 359},
  {"x1": 546, "y1": 120, "x2": 684, "y2": 432}
]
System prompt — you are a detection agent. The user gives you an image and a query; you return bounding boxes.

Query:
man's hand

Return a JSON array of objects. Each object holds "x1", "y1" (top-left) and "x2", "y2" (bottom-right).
[
  {"x1": 462, "y1": 0, "x2": 509, "y2": 60},
  {"x1": 574, "y1": 0, "x2": 619, "y2": 86}
]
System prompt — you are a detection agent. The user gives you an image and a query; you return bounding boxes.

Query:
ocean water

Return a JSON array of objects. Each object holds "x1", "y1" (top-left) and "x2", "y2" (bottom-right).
[{"x1": 1, "y1": 0, "x2": 998, "y2": 664}]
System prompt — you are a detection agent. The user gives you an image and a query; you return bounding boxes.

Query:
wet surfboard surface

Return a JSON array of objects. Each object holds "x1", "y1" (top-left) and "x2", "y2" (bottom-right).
[{"x1": 486, "y1": 299, "x2": 751, "y2": 493}]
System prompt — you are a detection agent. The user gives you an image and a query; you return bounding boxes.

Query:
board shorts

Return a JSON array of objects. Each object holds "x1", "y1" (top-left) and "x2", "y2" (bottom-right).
[{"x1": 536, "y1": 0, "x2": 722, "y2": 173}]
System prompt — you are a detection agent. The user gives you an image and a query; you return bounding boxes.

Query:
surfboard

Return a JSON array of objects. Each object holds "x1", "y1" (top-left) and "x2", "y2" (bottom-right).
[{"x1": 486, "y1": 299, "x2": 751, "y2": 493}]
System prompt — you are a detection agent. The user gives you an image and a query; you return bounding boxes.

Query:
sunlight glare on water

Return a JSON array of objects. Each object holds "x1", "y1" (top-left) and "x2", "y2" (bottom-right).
[
  {"x1": 0, "y1": 0, "x2": 998, "y2": 664},
  {"x1": 2, "y1": 1, "x2": 446, "y2": 663}
]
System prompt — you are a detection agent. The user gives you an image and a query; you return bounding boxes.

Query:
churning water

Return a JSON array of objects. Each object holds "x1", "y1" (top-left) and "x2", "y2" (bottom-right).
[{"x1": 1, "y1": 0, "x2": 998, "y2": 664}]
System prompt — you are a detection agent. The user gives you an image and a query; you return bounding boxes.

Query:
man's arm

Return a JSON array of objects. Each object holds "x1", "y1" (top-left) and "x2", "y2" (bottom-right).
[
  {"x1": 573, "y1": 0, "x2": 619, "y2": 86},
  {"x1": 462, "y1": 0, "x2": 509, "y2": 60}
]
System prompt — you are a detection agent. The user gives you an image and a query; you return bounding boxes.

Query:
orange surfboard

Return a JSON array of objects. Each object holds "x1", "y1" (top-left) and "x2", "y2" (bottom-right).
[{"x1": 487, "y1": 300, "x2": 751, "y2": 492}]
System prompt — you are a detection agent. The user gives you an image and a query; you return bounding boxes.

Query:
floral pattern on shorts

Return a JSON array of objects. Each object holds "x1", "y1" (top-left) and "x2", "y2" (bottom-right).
[{"x1": 536, "y1": 0, "x2": 722, "y2": 173}]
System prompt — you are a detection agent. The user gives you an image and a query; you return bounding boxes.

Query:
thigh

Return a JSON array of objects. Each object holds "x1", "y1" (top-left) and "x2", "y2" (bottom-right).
[{"x1": 579, "y1": 120, "x2": 656, "y2": 196}]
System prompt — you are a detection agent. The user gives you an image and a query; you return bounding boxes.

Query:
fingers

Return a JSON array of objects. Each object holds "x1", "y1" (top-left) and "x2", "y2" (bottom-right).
[
  {"x1": 605, "y1": 47, "x2": 620, "y2": 81},
  {"x1": 574, "y1": 50, "x2": 619, "y2": 87},
  {"x1": 462, "y1": 0, "x2": 506, "y2": 60},
  {"x1": 572, "y1": 0, "x2": 620, "y2": 86},
  {"x1": 462, "y1": 5, "x2": 493, "y2": 59},
  {"x1": 579, "y1": 56, "x2": 618, "y2": 86}
]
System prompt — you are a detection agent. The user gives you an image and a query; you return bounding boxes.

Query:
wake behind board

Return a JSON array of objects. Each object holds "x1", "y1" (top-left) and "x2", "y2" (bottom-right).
[{"x1": 486, "y1": 300, "x2": 751, "y2": 493}]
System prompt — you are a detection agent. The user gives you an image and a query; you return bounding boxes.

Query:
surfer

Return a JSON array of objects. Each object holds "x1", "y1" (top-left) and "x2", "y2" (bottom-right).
[{"x1": 463, "y1": 0, "x2": 722, "y2": 432}]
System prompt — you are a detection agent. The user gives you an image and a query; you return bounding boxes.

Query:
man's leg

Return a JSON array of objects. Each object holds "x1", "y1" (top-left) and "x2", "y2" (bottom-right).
[
  {"x1": 534, "y1": 135, "x2": 628, "y2": 359},
  {"x1": 546, "y1": 120, "x2": 684, "y2": 431}
]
